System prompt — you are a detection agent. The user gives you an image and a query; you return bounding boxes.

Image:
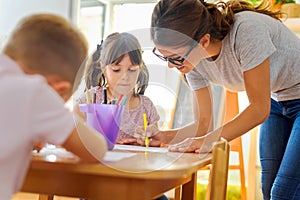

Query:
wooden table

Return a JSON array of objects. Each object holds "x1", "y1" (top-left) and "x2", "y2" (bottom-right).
[{"x1": 21, "y1": 145, "x2": 212, "y2": 200}]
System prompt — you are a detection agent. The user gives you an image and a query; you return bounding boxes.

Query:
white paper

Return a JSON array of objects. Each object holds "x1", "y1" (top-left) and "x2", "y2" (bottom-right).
[
  {"x1": 101, "y1": 151, "x2": 137, "y2": 162},
  {"x1": 113, "y1": 144, "x2": 168, "y2": 153},
  {"x1": 32, "y1": 144, "x2": 75, "y2": 158}
]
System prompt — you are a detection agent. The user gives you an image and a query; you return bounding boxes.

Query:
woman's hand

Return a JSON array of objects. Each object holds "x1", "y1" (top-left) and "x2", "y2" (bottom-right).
[
  {"x1": 168, "y1": 128, "x2": 222, "y2": 153},
  {"x1": 168, "y1": 137, "x2": 204, "y2": 153}
]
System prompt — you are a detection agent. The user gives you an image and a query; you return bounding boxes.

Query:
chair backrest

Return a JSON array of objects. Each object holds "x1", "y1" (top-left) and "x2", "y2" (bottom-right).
[{"x1": 206, "y1": 139, "x2": 230, "y2": 200}]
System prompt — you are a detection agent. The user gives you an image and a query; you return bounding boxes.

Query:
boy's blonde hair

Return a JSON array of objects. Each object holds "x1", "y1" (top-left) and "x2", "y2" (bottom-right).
[{"x1": 4, "y1": 14, "x2": 88, "y2": 85}]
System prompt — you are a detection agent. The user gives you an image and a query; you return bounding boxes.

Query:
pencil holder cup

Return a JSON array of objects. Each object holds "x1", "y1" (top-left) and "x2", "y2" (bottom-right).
[{"x1": 79, "y1": 104, "x2": 124, "y2": 150}]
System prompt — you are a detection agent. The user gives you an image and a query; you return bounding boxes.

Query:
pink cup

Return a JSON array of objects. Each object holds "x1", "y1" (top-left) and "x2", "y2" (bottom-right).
[{"x1": 79, "y1": 104, "x2": 124, "y2": 150}]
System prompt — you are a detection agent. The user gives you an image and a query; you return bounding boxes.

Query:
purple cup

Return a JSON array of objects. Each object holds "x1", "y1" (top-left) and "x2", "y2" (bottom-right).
[{"x1": 79, "y1": 104, "x2": 124, "y2": 150}]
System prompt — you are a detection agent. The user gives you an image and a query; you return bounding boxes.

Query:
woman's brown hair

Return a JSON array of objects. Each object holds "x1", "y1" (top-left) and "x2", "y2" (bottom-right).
[{"x1": 151, "y1": 0, "x2": 281, "y2": 46}]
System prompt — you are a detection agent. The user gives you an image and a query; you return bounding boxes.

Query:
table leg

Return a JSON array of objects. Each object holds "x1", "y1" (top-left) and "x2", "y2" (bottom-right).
[
  {"x1": 174, "y1": 186, "x2": 182, "y2": 200},
  {"x1": 181, "y1": 172, "x2": 197, "y2": 200},
  {"x1": 38, "y1": 194, "x2": 54, "y2": 200}
]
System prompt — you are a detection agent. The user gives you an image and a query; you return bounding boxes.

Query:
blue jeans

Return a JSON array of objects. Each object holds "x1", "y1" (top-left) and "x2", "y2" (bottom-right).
[
  {"x1": 260, "y1": 98, "x2": 300, "y2": 200},
  {"x1": 154, "y1": 194, "x2": 169, "y2": 200}
]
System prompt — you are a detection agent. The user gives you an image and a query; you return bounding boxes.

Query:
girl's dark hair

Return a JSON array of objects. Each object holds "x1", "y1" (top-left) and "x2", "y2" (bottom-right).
[
  {"x1": 84, "y1": 32, "x2": 148, "y2": 96},
  {"x1": 151, "y1": 0, "x2": 281, "y2": 46}
]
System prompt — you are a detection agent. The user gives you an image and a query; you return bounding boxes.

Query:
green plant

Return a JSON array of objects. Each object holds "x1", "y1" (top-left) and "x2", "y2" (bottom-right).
[
  {"x1": 197, "y1": 183, "x2": 242, "y2": 200},
  {"x1": 245, "y1": 0, "x2": 295, "y2": 8},
  {"x1": 245, "y1": 0, "x2": 263, "y2": 7},
  {"x1": 275, "y1": 0, "x2": 295, "y2": 5}
]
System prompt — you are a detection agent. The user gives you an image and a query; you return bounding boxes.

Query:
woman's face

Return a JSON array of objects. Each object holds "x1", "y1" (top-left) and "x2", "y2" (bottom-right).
[
  {"x1": 156, "y1": 44, "x2": 201, "y2": 74},
  {"x1": 103, "y1": 53, "x2": 140, "y2": 97}
]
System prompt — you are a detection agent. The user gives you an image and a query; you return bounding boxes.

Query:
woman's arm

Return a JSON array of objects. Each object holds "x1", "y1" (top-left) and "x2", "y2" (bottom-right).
[
  {"x1": 169, "y1": 58, "x2": 271, "y2": 152},
  {"x1": 155, "y1": 86, "x2": 214, "y2": 144},
  {"x1": 221, "y1": 58, "x2": 271, "y2": 141}
]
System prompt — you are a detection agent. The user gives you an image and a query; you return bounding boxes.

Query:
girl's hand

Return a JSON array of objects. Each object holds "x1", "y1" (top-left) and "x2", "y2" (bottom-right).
[
  {"x1": 136, "y1": 137, "x2": 162, "y2": 147},
  {"x1": 117, "y1": 138, "x2": 138, "y2": 145},
  {"x1": 134, "y1": 124, "x2": 159, "y2": 139}
]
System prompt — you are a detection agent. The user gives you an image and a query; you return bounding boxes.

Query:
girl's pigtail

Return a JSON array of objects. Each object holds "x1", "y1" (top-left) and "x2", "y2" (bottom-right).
[
  {"x1": 85, "y1": 42, "x2": 105, "y2": 89},
  {"x1": 135, "y1": 61, "x2": 149, "y2": 95}
]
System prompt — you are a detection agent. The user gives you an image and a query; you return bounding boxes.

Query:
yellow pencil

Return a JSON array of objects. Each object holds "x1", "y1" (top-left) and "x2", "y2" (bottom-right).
[
  {"x1": 86, "y1": 89, "x2": 91, "y2": 104},
  {"x1": 143, "y1": 113, "x2": 149, "y2": 148}
]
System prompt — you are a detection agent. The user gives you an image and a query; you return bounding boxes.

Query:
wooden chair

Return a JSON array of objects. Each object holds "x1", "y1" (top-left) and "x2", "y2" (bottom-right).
[{"x1": 205, "y1": 139, "x2": 230, "y2": 200}]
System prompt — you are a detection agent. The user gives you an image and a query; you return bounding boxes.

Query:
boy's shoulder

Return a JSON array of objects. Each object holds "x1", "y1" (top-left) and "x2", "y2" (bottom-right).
[
  {"x1": 0, "y1": 54, "x2": 47, "y2": 87},
  {"x1": 2, "y1": 71, "x2": 48, "y2": 94}
]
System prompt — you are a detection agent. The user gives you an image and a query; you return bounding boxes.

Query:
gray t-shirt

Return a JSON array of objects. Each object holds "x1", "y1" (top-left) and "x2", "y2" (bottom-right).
[{"x1": 186, "y1": 11, "x2": 300, "y2": 101}]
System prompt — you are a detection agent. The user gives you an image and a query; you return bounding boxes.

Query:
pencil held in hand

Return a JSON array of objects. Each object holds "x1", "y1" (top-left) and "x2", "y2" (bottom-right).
[
  {"x1": 134, "y1": 124, "x2": 159, "y2": 139},
  {"x1": 143, "y1": 113, "x2": 149, "y2": 148},
  {"x1": 86, "y1": 90, "x2": 91, "y2": 104}
]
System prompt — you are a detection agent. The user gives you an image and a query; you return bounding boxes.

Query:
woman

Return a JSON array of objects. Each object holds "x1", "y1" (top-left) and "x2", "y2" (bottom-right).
[{"x1": 148, "y1": 0, "x2": 300, "y2": 199}]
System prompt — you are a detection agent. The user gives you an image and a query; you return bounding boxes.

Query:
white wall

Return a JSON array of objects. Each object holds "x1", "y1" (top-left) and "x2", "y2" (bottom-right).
[{"x1": 0, "y1": 0, "x2": 77, "y2": 48}]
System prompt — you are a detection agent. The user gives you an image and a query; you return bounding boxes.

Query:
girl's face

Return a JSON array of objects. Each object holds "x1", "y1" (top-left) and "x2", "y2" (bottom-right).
[{"x1": 103, "y1": 53, "x2": 140, "y2": 97}]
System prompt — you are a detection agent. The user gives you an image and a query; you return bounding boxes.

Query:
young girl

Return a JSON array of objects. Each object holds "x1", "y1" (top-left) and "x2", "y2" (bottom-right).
[{"x1": 77, "y1": 32, "x2": 161, "y2": 146}]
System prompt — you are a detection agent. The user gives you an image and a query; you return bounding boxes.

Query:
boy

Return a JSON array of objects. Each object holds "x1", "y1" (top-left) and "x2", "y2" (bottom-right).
[{"x1": 0, "y1": 14, "x2": 107, "y2": 200}]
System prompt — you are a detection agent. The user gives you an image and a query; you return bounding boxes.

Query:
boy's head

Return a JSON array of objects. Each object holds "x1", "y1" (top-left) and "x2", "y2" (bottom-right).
[{"x1": 3, "y1": 14, "x2": 88, "y2": 100}]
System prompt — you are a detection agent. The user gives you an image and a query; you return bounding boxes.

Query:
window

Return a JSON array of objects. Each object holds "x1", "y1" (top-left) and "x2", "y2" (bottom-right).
[
  {"x1": 79, "y1": 0, "x2": 106, "y2": 53},
  {"x1": 113, "y1": 3, "x2": 156, "y2": 31}
]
